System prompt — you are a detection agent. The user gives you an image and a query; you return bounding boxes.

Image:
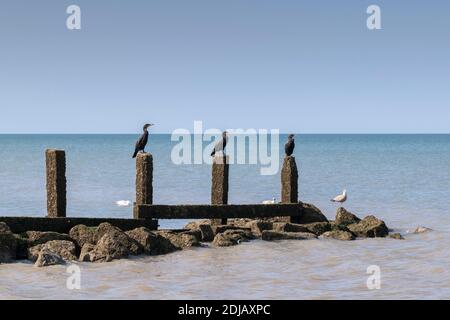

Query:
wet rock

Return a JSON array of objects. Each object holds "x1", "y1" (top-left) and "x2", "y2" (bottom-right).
[
  {"x1": 246, "y1": 220, "x2": 273, "y2": 237},
  {"x1": 28, "y1": 240, "x2": 77, "y2": 262},
  {"x1": 69, "y1": 224, "x2": 98, "y2": 247},
  {"x1": 303, "y1": 222, "x2": 332, "y2": 236},
  {"x1": 272, "y1": 222, "x2": 310, "y2": 233},
  {"x1": 79, "y1": 243, "x2": 96, "y2": 262},
  {"x1": 389, "y1": 233, "x2": 404, "y2": 240},
  {"x1": 125, "y1": 227, "x2": 179, "y2": 255},
  {"x1": 34, "y1": 249, "x2": 65, "y2": 267},
  {"x1": 212, "y1": 229, "x2": 254, "y2": 247},
  {"x1": 347, "y1": 215, "x2": 389, "y2": 238},
  {"x1": 0, "y1": 231, "x2": 17, "y2": 263},
  {"x1": 335, "y1": 207, "x2": 361, "y2": 226},
  {"x1": 211, "y1": 225, "x2": 249, "y2": 236},
  {"x1": 25, "y1": 231, "x2": 73, "y2": 246},
  {"x1": 14, "y1": 234, "x2": 29, "y2": 260},
  {"x1": 0, "y1": 222, "x2": 11, "y2": 233},
  {"x1": 157, "y1": 231, "x2": 200, "y2": 250},
  {"x1": 296, "y1": 202, "x2": 329, "y2": 224},
  {"x1": 183, "y1": 221, "x2": 215, "y2": 242},
  {"x1": 411, "y1": 226, "x2": 433, "y2": 234},
  {"x1": 89, "y1": 228, "x2": 143, "y2": 263},
  {"x1": 321, "y1": 230, "x2": 355, "y2": 241},
  {"x1": 261, "y1": 230, "x2": 317, "y2": 241}
]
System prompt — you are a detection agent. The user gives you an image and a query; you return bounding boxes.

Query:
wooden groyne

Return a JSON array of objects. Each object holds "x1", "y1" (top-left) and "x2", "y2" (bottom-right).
[{"x1": 1, "y1": 149, "x2": 303, "y2": 233}]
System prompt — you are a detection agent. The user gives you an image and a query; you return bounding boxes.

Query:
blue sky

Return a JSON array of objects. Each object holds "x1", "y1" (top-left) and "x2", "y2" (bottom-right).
[{"x1": 0, "y1": 0, "x2": 449, "y2": 133}]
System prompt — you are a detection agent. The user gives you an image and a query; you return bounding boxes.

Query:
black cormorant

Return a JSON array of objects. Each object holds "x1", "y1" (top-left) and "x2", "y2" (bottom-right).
[
  {"x1": 211, "y1": 131, "x2": 228, "y2": 156},
  {"x1": 132, "y1": 123, "x2": 154, "y2": 158},
  {"x1": 284, "y1": 134, "x2": 295, "y2": 156}
]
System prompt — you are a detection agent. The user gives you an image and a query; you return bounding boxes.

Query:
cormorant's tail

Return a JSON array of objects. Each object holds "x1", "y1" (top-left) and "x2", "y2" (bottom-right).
[{"x1": 132, "y1": 150, "x2": 138, "y2": 158}]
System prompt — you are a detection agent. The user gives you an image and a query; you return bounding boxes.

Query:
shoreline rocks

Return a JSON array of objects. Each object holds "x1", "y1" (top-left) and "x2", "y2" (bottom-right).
[{"x1": 0, "y1": 206, "x2": 415, "y2": 267}]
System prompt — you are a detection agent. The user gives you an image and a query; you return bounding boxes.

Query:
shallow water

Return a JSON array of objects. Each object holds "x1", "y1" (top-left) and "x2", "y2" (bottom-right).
[{"x1": 0, "y1": 134, "x2": 449, "y2": 299}]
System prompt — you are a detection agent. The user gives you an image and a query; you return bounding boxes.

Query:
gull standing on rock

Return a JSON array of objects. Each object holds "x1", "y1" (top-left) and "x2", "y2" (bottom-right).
[{"x1": 331, "y1": 189, "x2": 347, "y2": 203}]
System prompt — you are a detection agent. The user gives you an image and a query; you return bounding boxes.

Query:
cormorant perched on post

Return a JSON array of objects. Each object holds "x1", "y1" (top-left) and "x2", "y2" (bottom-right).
[
  {"x1": 132, "y1": 123, "x2": 154, "y2": 158},
  {"x1": 211, "y1": 131, "x2": 228, "y2": 156},
  {"x1": 284, "y1": 134, "x2": 295, "y2": 156}
]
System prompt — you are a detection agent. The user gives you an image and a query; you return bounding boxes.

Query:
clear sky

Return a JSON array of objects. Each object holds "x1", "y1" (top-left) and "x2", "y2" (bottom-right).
[{"x1": 0, "y1": 0, "x2": 449, "y2": 133}]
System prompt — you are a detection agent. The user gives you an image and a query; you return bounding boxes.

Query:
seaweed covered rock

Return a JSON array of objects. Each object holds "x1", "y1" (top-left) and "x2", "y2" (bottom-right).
[
  {"x1": 303, "y1": 222, "x2": 332, "y2": 236},
  {"x1": 321, "y1": 230, "x2": 355, "y2": 241},
  {"x1": 389, "y1": 233, "x2": 404, "y2": 240},
  {"x1": 212, "y1": 229, "x2": 254, "y2": 247},
  {"x1": 157, "y1": 231, "x2": 200, "y2": 250},
  {"x1": 69, "y1": 225, "x2": 98, "y2": 247},
  {"x1": 28, "y1": 240, "x2": 77, "y2": 262},
  {"x1": 126, "y1": 227, "x2": 180, "y2": 255},
  {"x1": 261, "y1": 230, "x2": 317, "y2": 241},
  {"x1": 347, "y1": 215, "x2": 389, "y2": 238},
  {"x1": 335, "y1": 207, "x2": 361, "y2": 226}
]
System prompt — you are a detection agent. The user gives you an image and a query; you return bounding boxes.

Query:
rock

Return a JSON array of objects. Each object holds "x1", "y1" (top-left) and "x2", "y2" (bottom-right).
[
  {"x1": 79, "y1": 243, "x2": 96, "y2": 262},
  {"x1": 34, "y1": 249, "x2": 65, "y2": 267},
  {"x1": 272, "y1": 222, "x2": 310, "y2": 233},
  {"x1": 0, "y1": 222, "x2": 11, "y2": 233},
  {"x1": 296, "y1": 202, "x2": 329, "y2": 224},
  {"x1": 321, "y1": 230, "x2": 355, "y2": 241},
  {"x1": 229, "y1": 218, "x2": 254, "y2": 228},
  {"x1": 411, "y1": 226, "x2": 433, "y2": 234},
  {"x1": 89, "y1": 228, "x2": 143, "y2": 263},
  {"x1": 184, "y1": 220, "x2": 210, "y2": 230},
  {"x1": 14, "y1": 234, "x2": 29, "y2": 260},
  {"x1": 212, "y1": 229, "x2": 254, "y2": 247},
  {"x1": 25, "y1": 231, "x2": 73, "y2": 246},
  {"x1": 389, "y1": 233, "x2": 404, "y2": 240},
  {"x1": 246, "y1": 220, "x2": 273, "y2": 236},
  {"x1": 335, "y1": 207, "x2": 361, "y2": 226},
  {"x1": 28, "y1": 240, "x2": 77, "y2": 262},
  {"x1": 27, "y1": 244, "x2": 44, "y2": 262},
  {"x1": 197, "y1": 224, "x2": 215, "y2": 242},
  {"x1": 261, "y1": 230, "x2": 317, "y2": 241},
  {"x1": 347, "y1": 215, "x2": 389, "y2": 238},
  {"x1": 211, "y1": 225, "x2": 249, "y2": 235},
  {"x1": 157, "y1": 231, "x2": 200, "y2": 250},
  {"x1": 125, "y1": 227, "x2": 178, "y2": 255},
  {"x1": 0, "y1": 232, "x2": 17, "y2": 263},
  {"x1": 303, "y1": 222, "x2": 332, "y2": 235},
  {"x1": 69, "y1": 224, "x2": 98, "y2": 247}
]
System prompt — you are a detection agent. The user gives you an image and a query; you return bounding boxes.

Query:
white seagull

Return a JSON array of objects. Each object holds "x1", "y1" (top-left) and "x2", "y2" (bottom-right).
[
  {"x1": 331, "y1": 190, "x2": 347, "y2": 203},
  {"x1": 262, "y1": 197, "x2": 276, "y2": 204}
]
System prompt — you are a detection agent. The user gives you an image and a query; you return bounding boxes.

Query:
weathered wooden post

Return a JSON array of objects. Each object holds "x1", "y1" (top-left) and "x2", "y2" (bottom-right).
[
  {"x1": 134, "y1": 153, "x2": 153, "y2": 219},
  {"x1": 281, "y1": 155, "x2": 299, "y2": 223},
  {"x1": 46, "y1": 149, "x2": 66, "y2": 218},
  {"x1": 211, "y1": 155, "x2": 229, "y2": 225}
]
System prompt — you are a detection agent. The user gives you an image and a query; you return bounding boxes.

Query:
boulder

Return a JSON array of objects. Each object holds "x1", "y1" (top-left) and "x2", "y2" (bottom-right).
[
  {"x1": 89, "y1": 228, "x2": 143, "y2": 263},
  {"x1": 14, "y1": 234, "x2": 29, "y2": 260},
  {"x1": 229, "y1": 218, "x2": 254, "y2": 228},
  {"x1": 25, "y1": 231, "x2": 73, "y2": 246},
  {"x1": 347, "y1": 215, "x2": 389, "y2": 238},
  {"x1": 212, "y1": 229, "x2": 254, "y2": 247},
  {"x1": 69, "y1": 224, "x2": 98, "y2": 247},
  {"x1": 303, "y1": 222, "x2": 332, "y2": 235},
  {"x1": 272, "y1": 222, "x2": 310, "y2": 233},
  {"x1": 0, "y1": 231, "x2": 17, "y2": 263},
  {"x1": 79, "y1": 243, "x2": 96, "y2": 262},
  {"x1": 0, "y1": 222, "x2": 11, "y2": 233},
  {"x1": 197, "y1": 224, "x2": 215, "y2": 242},
  {"x1": 125, "y1": 227, "x2": 179, "y2": 255},
  {"x1": 321, "y1": 230, "x2": 355, "y2": 241},
  {"x1": 28, "y1": 240, "x2": 77, "y2": 262},
  {"x1": 246, "y1": 220, "x2": 273, "y2": 237},
  {"x1": 335, "y1": 207, "x2": 361, "y2": 226},
  {"x1": 34, "y1": 249, "x2": 65, "y2": 267},
  {"x1": 296, "y1": 202, "x2": 329, "y2": 224},
  {"x1": 211, "y1": 225, "x2": 249, "y2": 235},
  {"x1": 157, "y1": 231, "x2": 200, "y2": 250},
  {"x1": 184, "y1": 220, "x2": 211, "y2": 230},
  {"x1": 261, "y1": 230, "x2": 317, "y2": 241},
  {"x1": 389, "y1": 233, "x2": 404, "y2": 240}
]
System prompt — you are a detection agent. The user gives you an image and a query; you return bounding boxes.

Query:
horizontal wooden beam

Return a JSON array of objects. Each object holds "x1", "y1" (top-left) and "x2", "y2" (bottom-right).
[
  {"x1": 134, "y1": 203, "x2": 304, "y2": 220},
  {"x1": 0, "y1": 216, "x2": 157, "y2": 234}
]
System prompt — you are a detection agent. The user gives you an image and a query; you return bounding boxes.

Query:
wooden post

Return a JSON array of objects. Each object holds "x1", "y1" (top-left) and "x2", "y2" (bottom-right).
[
  {"x1": 46, "y1": 149, "x2": 66, "y2": 218},
  {"x1": 211, "y1": 155, "x2": 229, "y2": 225},
  {"x1": 134, "y1": 153, "x2": 153, "y2": 219},
  {"x1": 281, "y1": 155, "x2": 299, "y2": 223}
]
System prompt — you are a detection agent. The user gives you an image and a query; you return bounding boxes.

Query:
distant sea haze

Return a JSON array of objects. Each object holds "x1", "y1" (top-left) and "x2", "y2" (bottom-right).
[{"x1": 0, "y1": 134, "x2": 449, "y2": 299}]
